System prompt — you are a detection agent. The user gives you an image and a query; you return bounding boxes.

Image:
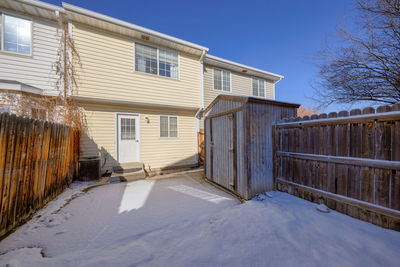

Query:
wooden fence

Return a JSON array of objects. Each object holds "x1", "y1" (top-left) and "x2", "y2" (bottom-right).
[
  {"x1": 273, "y1": 103, "x2": 400, "y2": 230},
  {"x1": 198, "y1": 129, "x2": 205, "y2": 163},
  {"x1": 0, "y1": 113, "x2": 80, "y2": 238}
]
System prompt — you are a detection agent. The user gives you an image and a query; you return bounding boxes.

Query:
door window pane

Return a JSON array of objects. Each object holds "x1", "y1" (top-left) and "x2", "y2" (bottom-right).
[{"x1": 121, "y1": 118, "x2": 136, "y2": 140}]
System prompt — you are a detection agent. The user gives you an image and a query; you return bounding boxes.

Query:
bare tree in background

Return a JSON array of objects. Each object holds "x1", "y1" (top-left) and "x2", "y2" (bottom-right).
[
  {"x1": 297, "y1": 106, "x2": 320, "y2": 117},
  {"x1": 314, "y1": 0, "x2": 400, "y2": 106}
]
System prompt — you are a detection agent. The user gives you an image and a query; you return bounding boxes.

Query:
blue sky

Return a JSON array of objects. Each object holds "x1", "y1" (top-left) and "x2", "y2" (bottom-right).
[{"x1": 44, "y1": 0, "x2": 357, "y2": 112}]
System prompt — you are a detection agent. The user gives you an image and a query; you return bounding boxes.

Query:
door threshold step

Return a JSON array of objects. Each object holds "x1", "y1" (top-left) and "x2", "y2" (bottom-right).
[
  {"x1": 113, "y1": 162, "x2": 144, "y2": 174},
  {"x1": 111, "y1": 169, "x2": 146, "y2": 182}
]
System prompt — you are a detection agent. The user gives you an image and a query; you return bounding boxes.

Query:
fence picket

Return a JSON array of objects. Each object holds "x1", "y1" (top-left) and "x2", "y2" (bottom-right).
[
  {"x1": 274, "y1": 105, "x2": 400, "y2": 230},
  {"x1": 0, "y1": 113, "x2": 79, "y2": 238}
]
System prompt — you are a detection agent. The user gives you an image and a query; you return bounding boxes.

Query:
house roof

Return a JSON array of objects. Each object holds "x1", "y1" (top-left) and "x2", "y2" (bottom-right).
[
  {"x1": 0, "y1": 0, "x2": 65, "y2": 21},
  {"x1": 62, "y1": 2, "x2": 209, "y2": 56},
  {"x1": 2, "y1": 1, "x2": 286, "y2": 88},
  {"x1": 204, "y1": 94, "x2": 300, "y2": 114},
  {"x1": 204, "y1": 54, "x2": 284, "y2": 82}
]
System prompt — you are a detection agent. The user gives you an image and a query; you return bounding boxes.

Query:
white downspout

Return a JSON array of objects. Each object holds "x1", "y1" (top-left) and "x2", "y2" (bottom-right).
[
  {"x1": 195, "y1": 49, "x2": 207, "y2": 164},
  {"x1": 199, "y1": 50, "x2": 206, "y2": 109},
  {"x1": 272, "y1": 77, "x2": 283, "y2": 100}
]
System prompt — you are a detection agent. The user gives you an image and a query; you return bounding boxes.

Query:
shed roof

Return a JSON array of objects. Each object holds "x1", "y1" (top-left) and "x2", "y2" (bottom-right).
[{"x1": 204, "y1": 94, "x2": 300, "y2": 114}]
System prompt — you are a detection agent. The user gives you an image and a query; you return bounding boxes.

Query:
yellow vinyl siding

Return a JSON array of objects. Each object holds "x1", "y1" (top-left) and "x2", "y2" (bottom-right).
[
  {"x1": 80, "y1": 102, "x2": 197, "y2": 170},
  {"x1": 203, "y1": 65, "x2": 275, "y2": 108},
  {"x1": 72, "y1": 23, "x2": 201, "y2": 109},
  {"x1": 202, "y1": 65, "x2": 275, "y2": 129}
]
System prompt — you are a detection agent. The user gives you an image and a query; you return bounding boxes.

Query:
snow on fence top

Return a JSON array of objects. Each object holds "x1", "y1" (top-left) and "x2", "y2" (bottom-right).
[
  {"x1": 273, "y1": 102, "x2": 400, "y2": 231},
  {"x1": 276, "y1": 103, "x2": 400, "y2": 126}
]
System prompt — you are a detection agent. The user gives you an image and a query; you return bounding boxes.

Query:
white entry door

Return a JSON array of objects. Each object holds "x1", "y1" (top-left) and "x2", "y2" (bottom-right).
[{"x1": 117, "y1": 114, "x2": 140, "y2": 163}]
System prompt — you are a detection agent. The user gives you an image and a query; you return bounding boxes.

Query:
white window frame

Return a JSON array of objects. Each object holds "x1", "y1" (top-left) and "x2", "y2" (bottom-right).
[
  {"x1": 133, "y1": 41, "x2": 180, "y2": 80},
  {"x1": 252, "y1": 77, "x2": 265, "y2": 97},
  {"x1": 0, "y1": 12, "x2": 33, "y2": 56},
  {"x1": 159, "y1": 115, "x2": 179, "y2": 138},
  {"x1": 212, "y1": 68, "x2": 231, "y2": 92},
  {"x1": 0, "y1": 105, "x2": 10, "y2": 113}
]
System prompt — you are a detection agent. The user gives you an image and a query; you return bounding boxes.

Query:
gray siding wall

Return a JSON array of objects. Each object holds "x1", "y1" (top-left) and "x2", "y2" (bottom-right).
[
  {"x1": 246, "y1": 103, "x2": 298, "y2": 197},
  {"x1": 0, "y1": 13, "x2": 59, "y2": 95},
  {"x1": 205, "y1": 98, "x2": 298, "y2": 199},
  {"x1": 236, "y1": 109, "x2": 247, "y2": 198},
  {"x1": 204, "y1": 99, "x2": 248, "y2": 198}
]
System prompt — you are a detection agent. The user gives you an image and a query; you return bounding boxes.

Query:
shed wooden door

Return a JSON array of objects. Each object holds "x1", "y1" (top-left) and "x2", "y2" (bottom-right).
[{"x1": 210, "y1": 113, "x2": 236, "y2": 191}]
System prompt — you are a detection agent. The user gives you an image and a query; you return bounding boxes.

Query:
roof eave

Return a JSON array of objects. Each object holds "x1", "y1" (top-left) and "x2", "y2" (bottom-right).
[
  {"x1": 13, "y1": 0, "x2": 65, "y2": 13},
  {"x1": 203, "y1": 94, "x2": 299, "y2": 114},
  {"x1": 62, "y1": 2, "x2": 209, "y2": 53},
  {"x1": 205, "y1": 54, "x2": 283, "y2": 82}
]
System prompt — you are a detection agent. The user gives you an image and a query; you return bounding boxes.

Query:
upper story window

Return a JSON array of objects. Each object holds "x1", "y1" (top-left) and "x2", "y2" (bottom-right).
[
  {"x1": 0, "y1": 14, "x2": 32, "y2": 55},
  {"x1": 213, "y1": 68, "x2": 231, "y2": 91},
  {"x1": 135, "y1": 43, "x2": 179, "y2": 79},
  {"x1": 252, "y1": 78, "x2": 265, "y2": 97}
]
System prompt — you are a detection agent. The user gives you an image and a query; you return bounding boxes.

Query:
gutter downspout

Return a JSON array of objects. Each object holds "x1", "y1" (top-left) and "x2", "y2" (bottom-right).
[
  {"x1": 195, "y1": 49, "x2": 208, "y2": 164},
  {"x1": 272, "y1": 77, "x2": 283, "y2": 100}
]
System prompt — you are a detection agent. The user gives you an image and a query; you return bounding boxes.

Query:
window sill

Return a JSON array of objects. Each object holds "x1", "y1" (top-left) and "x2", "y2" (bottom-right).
[
  {"x1": 0, "y1": 50, "x2": 32, "y2": 59},
  {"x1": 133, "y1": 70, "x2": 180, "y2": 81},
  {"x1": 212, "y1": 88, "x2": 232, "y2": 93}
]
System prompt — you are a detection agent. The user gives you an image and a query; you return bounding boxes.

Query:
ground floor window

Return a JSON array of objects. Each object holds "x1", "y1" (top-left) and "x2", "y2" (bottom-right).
[
  {"x1": 31, "y1": 108, "x2": 47, "y2": 120},
  {"x1": 160, "y1": 115, "x2": 178, "y2": 138},
  {"x1": 0, "y1": 105, "x2": 10, "y2": 113}
]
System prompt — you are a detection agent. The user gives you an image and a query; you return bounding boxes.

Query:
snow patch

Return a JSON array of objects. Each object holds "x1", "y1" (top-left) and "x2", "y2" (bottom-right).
[
  {"x1": 18, "y1": 182, "x2": 90, "y2": 235},
  {"x1": 316, "y1": 204, "x2": 330, "y2": 213},
  {"x1": 1, "y1": 179, "x2": 399, "y2": 267},
  {"x1": 254, "y1": 192, "x2": 273, "y2": 201},
  {"x1": 168, "y1": 184, "x2": 231, "y2": 204}
]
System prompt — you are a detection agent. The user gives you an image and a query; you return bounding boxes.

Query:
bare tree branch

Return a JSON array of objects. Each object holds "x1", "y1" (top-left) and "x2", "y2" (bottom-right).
[{"x1": 313, "y1": 0, "x2": 400, "y2": 106}]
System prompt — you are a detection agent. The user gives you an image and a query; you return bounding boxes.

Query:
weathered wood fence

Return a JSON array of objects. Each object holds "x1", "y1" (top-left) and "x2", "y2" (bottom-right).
[
  {"x1": 198, "y1": 129, "x2": 205, "y2": 163},
  {"x1": 274, "y1": 103, "x2": 400, "y2": 230},
  {"x1": 0, "y1": 113, "x2": 80, "y2": 238}
]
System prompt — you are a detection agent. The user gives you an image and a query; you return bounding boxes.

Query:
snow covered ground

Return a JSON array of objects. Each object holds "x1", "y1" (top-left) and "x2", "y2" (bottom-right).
[{"x1": 1, "y1": 174, "x2": 400, "y2": 267}]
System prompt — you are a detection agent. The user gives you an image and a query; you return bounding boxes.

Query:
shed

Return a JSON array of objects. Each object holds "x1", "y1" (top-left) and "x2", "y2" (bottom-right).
[{"x1": 204, "y1": 95, "x2": 299, "y2": 199}]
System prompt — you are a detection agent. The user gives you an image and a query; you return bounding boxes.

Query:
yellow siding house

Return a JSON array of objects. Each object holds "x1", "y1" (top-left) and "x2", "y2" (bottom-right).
[{"x1": 63, "y1": 3, "x2": 208, "y2": 172}]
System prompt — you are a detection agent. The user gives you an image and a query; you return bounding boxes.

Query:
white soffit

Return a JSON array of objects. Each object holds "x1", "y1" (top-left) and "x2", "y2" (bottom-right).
[
  {"x1": 0, "y1": 0, "x2": 64, "y2": 21},
  {"x1": 204, "y1": 54, "x2": 284, "y2": 82}
]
